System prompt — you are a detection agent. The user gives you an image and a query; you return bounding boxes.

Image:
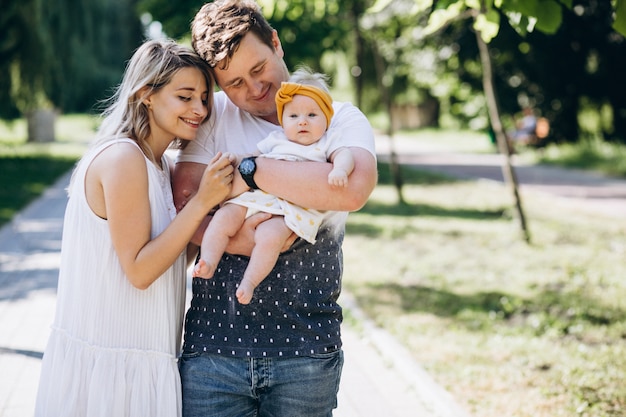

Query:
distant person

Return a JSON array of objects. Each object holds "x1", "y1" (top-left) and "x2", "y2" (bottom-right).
[
  {"x1": 510, "y1": 106, "x2": 538, "y2": 144},
  {"x1": 193, "y1": 68, "x2": 355, "y2": 304},
  {"x1": 34, "y1": 39, "x2": 234, "y2": 417}
]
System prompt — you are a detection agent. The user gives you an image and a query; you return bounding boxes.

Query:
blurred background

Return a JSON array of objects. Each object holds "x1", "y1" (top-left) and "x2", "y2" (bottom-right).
[{"x1": 2, "y1": 0, "x2": 625, "y2": 145}]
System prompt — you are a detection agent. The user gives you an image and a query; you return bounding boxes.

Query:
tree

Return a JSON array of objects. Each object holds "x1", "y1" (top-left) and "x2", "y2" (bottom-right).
[
  {"x1": 360, "y1": 0, "x2": 433, "y2": 205},
  {"x1": 42, "y1": 0, "x2": 144, "y2": 114},
  {"x1": 358, "y1": 0, "x2": 625, "y2": 241},
  {"x1": 139, "y1": 0, "x2": 355, "y2": 76},
  {"x1": 423, "y1": 0, "x2": 626, "y2": 240},
  {"x1": 0, "y1": 0, "x2": 144, "y2": 133},
  {"x1": 0, "y1": 0, "x2": 49, "y2": 120},
  {"x1": 137, "y1": 0, "x2": 205, "y2": 39}
]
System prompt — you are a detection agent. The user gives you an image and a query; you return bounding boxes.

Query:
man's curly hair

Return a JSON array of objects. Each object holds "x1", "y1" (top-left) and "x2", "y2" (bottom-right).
[{"x1": 191, "y1": 0, "x2": 275, "y2": 69}]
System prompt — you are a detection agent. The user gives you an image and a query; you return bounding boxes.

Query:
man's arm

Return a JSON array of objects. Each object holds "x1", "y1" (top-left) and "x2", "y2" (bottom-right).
[
  {"x1": 173, "y1": 161, "x2": 210, "y2": 246},
  {"x1": 254, "y1": 147, "x2": 377, "y2": 212},
  {"x1": 173, "y1": 160, "x2": 278, "y2": 253},
  {"x1": 173, "y1": 161, "x2": 206, "y2": 213}
]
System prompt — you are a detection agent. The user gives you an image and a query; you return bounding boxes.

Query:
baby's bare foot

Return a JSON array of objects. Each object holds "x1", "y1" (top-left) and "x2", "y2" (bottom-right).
[
  {"x1": 193, "y1": 259, "x2": 215, "y2": 279},
  {"x1": 236, "y1": 282, "x2": 255, "y2": 304}
]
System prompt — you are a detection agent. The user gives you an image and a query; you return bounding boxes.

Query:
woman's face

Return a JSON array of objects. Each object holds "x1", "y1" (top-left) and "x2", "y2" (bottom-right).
[{"x1": 145, "y1": 67, "x2": 210, "y2": 143}]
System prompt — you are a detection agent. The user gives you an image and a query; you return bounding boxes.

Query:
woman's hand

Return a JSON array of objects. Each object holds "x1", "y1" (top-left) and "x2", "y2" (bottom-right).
[{"x1": 195, "y1": 152, "x2": 234, "y2": 209}]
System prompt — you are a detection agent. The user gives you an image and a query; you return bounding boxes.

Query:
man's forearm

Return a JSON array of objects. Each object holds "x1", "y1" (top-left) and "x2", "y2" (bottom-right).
[{"x1": 254, "y1": 148, "x2": 377, "y2": 211}]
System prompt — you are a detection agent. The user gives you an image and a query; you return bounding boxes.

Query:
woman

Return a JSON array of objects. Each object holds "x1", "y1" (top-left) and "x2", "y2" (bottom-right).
[{"x1": 35, "y1": 39, "x2": 233, "y2": 417}]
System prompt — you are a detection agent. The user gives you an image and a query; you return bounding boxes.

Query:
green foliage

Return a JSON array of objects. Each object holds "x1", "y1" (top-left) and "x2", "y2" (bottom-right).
[
  {"x1": 0, "y1": 0, "x2": 48, "y2": 118},
  {"x1": 0, "y1": 156, "x2": 76, "y2": 225},
  {"x1": 538, "y1": 139, "x2": 626, "y2": 177},
  {"x1": 614, "y1": 0, "x2": 626, "y2": 35},
  {"x1": 262, "y1": 0, "x2": 354, "y2": 73},
  {"x1": 1, "y1": 0, "x2": 144, "y2": 118},
  {"x1": 0, "y1": 113, "x2": 95, "y2": 226},
  {"x1": 138, "y1": 0, "x2": 356, "y2": 76},
  {"x1": 42, "y1": 0, "x2": 144, "y2": 113},
  {"x1": 364, "y1": 0, "x2": 626, "y2": 143},
  {"x1": 426, "y1": 0, "x2": 570, "y2": 40},
  {"x1": 138, "y1": 0, "x2": 205, "y2": 39}
]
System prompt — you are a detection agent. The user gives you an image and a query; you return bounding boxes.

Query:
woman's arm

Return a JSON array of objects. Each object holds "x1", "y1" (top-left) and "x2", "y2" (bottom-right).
[{"x1": 94, "y1": 146, "x2": 233, "y2": 289}]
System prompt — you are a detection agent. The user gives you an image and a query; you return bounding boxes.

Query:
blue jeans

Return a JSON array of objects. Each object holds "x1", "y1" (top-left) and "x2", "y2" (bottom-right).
[{"x1": 179, "y1": 350, "x2": 344, "y2": 417}]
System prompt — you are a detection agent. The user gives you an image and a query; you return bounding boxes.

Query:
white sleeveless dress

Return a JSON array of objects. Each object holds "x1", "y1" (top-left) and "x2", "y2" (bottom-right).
[{"x1": 35, "y1": 139, "x2": 187, "y2": 417}]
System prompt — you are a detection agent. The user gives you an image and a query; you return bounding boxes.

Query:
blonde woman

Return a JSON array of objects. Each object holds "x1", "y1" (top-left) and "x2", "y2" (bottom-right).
[{"x1": 35, "y1": 39, "x2": 234, "y2": 417}]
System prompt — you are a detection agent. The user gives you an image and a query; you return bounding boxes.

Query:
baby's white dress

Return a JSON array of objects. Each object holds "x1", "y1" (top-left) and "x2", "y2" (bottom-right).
[
  {"x1": 35, "y1": 139, "x2": 186, "y2": 417},
  {"x1": 227, "y1": 129, "x2": 342, "y2": 243}
]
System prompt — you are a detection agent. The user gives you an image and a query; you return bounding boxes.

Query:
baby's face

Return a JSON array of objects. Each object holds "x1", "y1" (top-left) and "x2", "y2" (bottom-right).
[{"x1": 281, "y1": 95, "x2": 328, "y2": 145}]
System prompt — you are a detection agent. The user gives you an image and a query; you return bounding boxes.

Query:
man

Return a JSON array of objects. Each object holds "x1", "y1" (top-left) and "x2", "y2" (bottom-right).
[{"x1": 173, "y1": 1, "x2": 377, "y2": 415}]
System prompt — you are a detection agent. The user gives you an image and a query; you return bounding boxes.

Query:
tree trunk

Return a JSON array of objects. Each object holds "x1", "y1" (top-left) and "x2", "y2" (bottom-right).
[
  {"x1": 349, "y1": 0, "x2": 366, "y2": 110},
  {"x1": 475, "y1": 30, "x2": 531, "y2": 243},
  {"x1": 371, "y1": 42, "x2": 405, "y2": 205},
  {"x1": 27, "y1": 109, "x2": 56, "y2": 143}
]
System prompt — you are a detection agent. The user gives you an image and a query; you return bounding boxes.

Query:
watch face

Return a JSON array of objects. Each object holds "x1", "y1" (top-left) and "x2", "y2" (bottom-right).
[{"x1": 240, "y1": 158, "x2": 254, "y2": 175}]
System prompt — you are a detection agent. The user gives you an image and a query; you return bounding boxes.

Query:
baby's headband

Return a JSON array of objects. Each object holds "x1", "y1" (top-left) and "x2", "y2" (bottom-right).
[{"x1": 275, "y1": 82, "x2": 334, "y2": 128}]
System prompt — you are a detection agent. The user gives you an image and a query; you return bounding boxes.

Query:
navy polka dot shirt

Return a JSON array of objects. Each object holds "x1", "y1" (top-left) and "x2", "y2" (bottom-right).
[{"x1": 183, "y1": 225, "x2": 344, "y2": 358}]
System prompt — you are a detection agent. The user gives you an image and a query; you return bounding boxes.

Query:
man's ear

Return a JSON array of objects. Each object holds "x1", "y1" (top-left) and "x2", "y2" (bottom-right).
[{"x1": 271, "y1": 30, "x2": 284, "y2": 58}]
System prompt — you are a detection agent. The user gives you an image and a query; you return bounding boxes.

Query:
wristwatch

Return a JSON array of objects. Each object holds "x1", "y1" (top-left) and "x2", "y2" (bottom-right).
[{"x1": 238, "y1": 156, "x2": 259, "y2": 190}]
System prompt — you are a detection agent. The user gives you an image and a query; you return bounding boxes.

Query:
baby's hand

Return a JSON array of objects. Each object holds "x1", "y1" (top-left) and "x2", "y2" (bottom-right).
[
  {"x1": 221, "y1": 152, "x2": 238, "y2": 167},
  {"x1": 328, "y1": 169, "x2": 349, "y2": 187}
]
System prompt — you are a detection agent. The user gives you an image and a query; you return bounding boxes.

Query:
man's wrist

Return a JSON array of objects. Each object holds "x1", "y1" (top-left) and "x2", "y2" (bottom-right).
[{"x1": 238, "y1": 156, "x2": 259, "y2": 190}]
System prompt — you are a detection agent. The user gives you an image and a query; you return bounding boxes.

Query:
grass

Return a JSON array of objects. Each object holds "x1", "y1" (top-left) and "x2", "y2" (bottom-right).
[
  {"x1": 341, "y1": 134, "x2": 626, "y2": 416},
  {"x1": 0, "y1": 114, "x2": 96, "y2": 226},
  {"x1": 537, "y1": 138, "x2": 626, "y2": 178}
]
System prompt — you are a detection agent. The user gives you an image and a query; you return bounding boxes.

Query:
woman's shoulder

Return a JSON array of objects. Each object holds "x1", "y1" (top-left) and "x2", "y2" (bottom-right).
[
  {"x1": 88, "y1": 139, "x2": 146, "y2": 178},
  {"x1": 95, "y1": 139, "x2": 143, "y2": 160}
]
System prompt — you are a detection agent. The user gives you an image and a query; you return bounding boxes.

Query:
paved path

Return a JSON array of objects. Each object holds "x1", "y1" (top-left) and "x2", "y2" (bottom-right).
[
  {"x1": 376, "y1": 134, "x2": 626, "y2": 218},
  {"x1": 0, "y1": 169, "x2": 470, "y2": 417}
]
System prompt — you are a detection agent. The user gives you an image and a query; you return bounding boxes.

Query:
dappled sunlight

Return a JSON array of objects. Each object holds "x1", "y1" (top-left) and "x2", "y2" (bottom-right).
[
  {"x1": 0, "y1": 252, "x2": 61, "y2": 273},
  {"x1": 343, "y1": 155, "x2": 626, "y2": 415},
  {"x1": 13, "y1": 218, "x2": 63, "y2": 233}
]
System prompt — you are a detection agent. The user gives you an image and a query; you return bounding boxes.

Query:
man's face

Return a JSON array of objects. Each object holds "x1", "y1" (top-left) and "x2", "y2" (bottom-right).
[{"x1": 213, "y1": 31, "x2": 289, "y2": 125}]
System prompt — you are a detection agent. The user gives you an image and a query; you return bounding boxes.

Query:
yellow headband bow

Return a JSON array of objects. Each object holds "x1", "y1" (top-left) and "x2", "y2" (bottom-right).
[{"x1": 275, "y1": 82, "x2": 334, "y2": 128}]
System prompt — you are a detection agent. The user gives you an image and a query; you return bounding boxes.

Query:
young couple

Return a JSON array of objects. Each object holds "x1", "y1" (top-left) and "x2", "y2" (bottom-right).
[{"x1": 35, "y1": 1, "x2": 376, "y2": 416}]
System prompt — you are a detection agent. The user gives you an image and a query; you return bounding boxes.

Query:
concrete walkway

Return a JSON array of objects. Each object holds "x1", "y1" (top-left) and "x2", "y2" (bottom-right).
[
  {"x1": 0, "y1": 169, "x2": 470, "y2": 417},
  {"x1": 376, "y1": 134, "x2": 626, "y2": 218}
]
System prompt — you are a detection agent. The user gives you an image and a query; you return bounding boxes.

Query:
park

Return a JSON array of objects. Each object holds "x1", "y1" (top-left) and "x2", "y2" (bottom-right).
[{"x1": 2, "y1": 1, "x2": 626, "y2": 416}]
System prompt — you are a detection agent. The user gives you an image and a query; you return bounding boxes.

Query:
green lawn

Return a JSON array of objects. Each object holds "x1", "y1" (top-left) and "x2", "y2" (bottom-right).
[
  {"x1": 342, "y1": 154, "x2": 626, "y2": 416},
  {"x1": 0, "y1": 114, "x2": 95, "y2": 226},
  {"x1": 538, "y1": 137, "x2": 626, "y2": 178}
]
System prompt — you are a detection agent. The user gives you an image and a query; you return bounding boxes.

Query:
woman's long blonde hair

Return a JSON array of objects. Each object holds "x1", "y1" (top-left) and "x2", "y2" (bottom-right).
[{"x1": 93, "y1": 39, "x2": 213, "y2": 162}]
